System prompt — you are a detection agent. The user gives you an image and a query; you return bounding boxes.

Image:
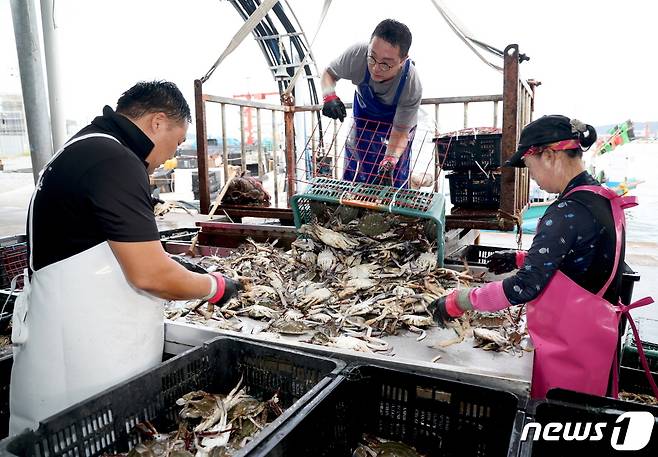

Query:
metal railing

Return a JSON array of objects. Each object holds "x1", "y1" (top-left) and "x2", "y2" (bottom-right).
[
  {"x1": 194, "y1": 81, "x2": 289, "y2": 212},
  {"x1": 194, "y1": 44, "x2": 536, "y2": 231}
]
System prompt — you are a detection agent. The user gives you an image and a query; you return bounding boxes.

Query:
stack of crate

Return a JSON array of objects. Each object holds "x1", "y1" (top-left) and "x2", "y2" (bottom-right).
[
  {"x1": 192, "y1": 170, "x2": 223, "y2": 202},
  {"x1": 434, "y1": 128, "x2": 503, "y2": 210}
]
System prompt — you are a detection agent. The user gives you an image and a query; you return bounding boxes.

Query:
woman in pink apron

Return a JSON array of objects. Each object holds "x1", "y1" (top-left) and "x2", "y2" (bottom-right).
[{"x1": 431, "y1": 114, "x2": 657, "y2": 400}]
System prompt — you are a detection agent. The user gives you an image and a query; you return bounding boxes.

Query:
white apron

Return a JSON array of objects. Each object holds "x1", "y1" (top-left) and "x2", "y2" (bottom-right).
[{"x1": 9, "y1": 133, "x2": 165, "y2": 435}]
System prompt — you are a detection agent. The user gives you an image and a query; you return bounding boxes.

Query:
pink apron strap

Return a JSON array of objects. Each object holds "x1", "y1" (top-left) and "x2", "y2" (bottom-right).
[
  {"x1": 617, "y1": 298, "x2": 658, "y2": 401},
  {"x1": 619, "y1": 195, "x2": 638, "y2": 209},
  {"x1": 561, "y1": 185, "x2": 627, "y2": 298}
]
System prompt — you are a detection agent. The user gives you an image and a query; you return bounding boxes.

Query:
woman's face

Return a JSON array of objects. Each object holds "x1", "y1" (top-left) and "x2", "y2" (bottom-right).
[{"x1": 524, "y1": 149, "x2": 561, "y2": 193}]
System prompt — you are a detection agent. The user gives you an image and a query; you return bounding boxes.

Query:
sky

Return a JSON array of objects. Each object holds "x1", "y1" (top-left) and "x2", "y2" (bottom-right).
[{"x1": 1, "y1": 0, "x2": 657, "y2": 134}]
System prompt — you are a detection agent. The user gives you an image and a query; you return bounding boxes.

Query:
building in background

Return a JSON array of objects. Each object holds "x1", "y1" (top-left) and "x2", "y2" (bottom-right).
[{"x1": 0, "y1": 94, "x2": 29, "y2": 158}]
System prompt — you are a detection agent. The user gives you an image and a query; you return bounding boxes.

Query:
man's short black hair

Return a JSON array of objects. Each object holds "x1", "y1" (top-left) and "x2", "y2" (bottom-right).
[
  {"x1": 116, "y1": 80, "x2": 191, "y2": 124},
  {"x1": 371, "y1": 19, "x2": 412, "y2": 58}
]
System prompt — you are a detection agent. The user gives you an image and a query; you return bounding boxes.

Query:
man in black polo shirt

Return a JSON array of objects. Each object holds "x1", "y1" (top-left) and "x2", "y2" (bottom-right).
[{"x1": 9, "y1": 81, "x2": 240, "y2": 434}]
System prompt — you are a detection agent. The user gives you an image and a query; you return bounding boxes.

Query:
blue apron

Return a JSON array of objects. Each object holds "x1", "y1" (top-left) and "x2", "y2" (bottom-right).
[{"x1": 343, "y1": 59, "x2": 414, "y2": 188}]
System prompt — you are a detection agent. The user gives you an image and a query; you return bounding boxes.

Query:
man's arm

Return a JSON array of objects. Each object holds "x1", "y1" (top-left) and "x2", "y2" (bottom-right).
[
  {"x1": 109, "y1": 240, "x2": 212, "y2": 300},
  {"x1": 385, "y1": 127, "x2": 412, "y2": 158},
  {"x1": 321, "y1": 69, "x2": 338, "y2": 96}
]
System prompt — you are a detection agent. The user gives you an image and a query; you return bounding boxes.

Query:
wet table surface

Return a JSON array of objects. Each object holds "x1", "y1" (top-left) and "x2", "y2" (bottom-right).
[{"x1": 165, "y1": 313, "x2": 533, "y2": 400}]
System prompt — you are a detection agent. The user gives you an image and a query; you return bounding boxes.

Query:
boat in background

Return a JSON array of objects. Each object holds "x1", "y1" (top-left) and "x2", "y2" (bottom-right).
[{"x1": 520, "y1": 178, "x2": 643, "y2": 234}]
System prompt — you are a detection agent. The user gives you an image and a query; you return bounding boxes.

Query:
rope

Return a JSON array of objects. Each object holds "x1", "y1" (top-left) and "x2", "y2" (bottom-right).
[
  {"x1": 282, "y1": 0, "x2": 332, "y2": 96},
  {"x1": 498, "y1": 209, "x2": 523, "y2": 248},
  {"x1": 0, "y1": 274, "x2": 20, "y2": 319},
  {"x1": 428, "y1": 0, "x2": 503, "y2": 72},
  {"x1": 201, "y1": 0, "x2": 280, "y2": 83}
]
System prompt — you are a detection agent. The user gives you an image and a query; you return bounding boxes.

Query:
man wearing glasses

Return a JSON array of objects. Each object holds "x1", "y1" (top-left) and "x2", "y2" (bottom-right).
[{"x1": 321, "y1": 19, "x2": 422, "y2": 188}]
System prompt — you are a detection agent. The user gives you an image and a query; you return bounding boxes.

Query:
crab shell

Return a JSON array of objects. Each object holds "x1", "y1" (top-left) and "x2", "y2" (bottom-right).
[
  {"x1": 317, "y1": 249, "x2": 336, "y2": 271},
  {"x1": 345, "y1": 277, "x2": 375, "y2": 291},
  {"x1": 415, "y1": 251, "x2": 438, "y2": 271},
  {"x1": 300, "y1": 251, "x2": 318, "y2": 267}
]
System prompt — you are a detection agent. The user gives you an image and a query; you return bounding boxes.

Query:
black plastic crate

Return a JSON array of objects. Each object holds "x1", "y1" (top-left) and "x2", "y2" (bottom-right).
[
  {"x1": 620, "y1": 366, "x2": 658, "y2": 397},
  {"x1": 445, "y1": 244, "x2": 507, "y2": 267},
  {"x1": 520, "y1": 396, "x2": 658, "y2": 456},
  {"x1": 158, "y1": 228, "x2": 200, "y2": 243},
  {"x1": 0, "y1": 355, "x2": 12, "y2": 439},
  {"x1": 619, "y1": 270, "x2": 640, "y2": 307},
  {"x1": 448, "y1": 171, "x2": 501, "y2": 209},
  {"x1": 621, "y1": 317, "x2": 658, "y2": 373},
  {"x1": 250, "y1": 364, "x2": 522, "y2": 457},
  {"x1": 0, "y1": 235, "x2": 27, "y2": 290},
  {"x1": 546, "y1": 387, "x2": 658, "y2": 411},
  {"x1": 434, "y1": 133, "x2": 502, "y2": 171},
  {"x1": 2, "y1": 336, "x2": 344, "y2": 457}
]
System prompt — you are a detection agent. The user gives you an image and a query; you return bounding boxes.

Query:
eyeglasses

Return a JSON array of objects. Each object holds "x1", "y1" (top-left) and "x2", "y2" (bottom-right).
[{"x1": 367, "y1": 54, "x2": 397, "y2": 72}]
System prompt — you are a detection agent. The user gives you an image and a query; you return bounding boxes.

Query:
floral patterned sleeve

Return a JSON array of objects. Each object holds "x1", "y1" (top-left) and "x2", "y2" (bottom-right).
[{"x1": 502, "y1": 199, "x2": 598, "y2": 305}]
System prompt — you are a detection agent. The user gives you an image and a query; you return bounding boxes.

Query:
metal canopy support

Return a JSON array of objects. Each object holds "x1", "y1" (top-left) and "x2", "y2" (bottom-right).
[
  {"x1": 500, "y1": 44, "x2": 521, "y2": 219},
  {"x1": 40, "y1": 0, "x2": 66, "y2": 150},
  {"x1": 10, "y1": 0, "x2": 53, "y2": 182},
  {"x1": 194, "y1": 80, "x2": 210, "y2": 214}
]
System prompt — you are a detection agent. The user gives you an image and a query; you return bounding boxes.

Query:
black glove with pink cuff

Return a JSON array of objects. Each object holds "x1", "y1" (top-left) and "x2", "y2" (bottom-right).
[
  {"x1": 429, "y1": 281, "x2": 515, "y2": 327},
  {"x1": 486, "y1": 250, "x2": 527, "y2": 275},
  {"x1": 322, "y1": 93, "x2": 346, "y2": 122},
  {"x1": 207, "y1": 273, "x2": 243, "y2": 306},
  {"x1": 429, "y1": 290, "x2": 466, "y2": 327}
]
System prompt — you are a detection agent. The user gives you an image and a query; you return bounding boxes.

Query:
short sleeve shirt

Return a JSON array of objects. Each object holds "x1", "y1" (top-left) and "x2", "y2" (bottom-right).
[
  {"x1": 29, "y1": 106, "x2": 160, "y2": 271},
  {"x1": 327, "y1": 43, "x2": 423, "y2": 130}
]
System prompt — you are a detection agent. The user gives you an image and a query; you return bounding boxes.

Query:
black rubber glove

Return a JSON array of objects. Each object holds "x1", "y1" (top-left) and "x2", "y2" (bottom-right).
[
  {"x1": 213, "y1": 276, "x2": 243, "y2": 307},
  {"x1": 486, "y1": 251, "x2": 519, "y2": 275},
  {"x1": 170, "y1": 255, "x2": 208, "y2": 274},
  {"x1": 428, "y1": 296, "x2": 454, "y2": 328},
  {"x1": 322, "y1": 94, "x2": 346, "y2": 122}
]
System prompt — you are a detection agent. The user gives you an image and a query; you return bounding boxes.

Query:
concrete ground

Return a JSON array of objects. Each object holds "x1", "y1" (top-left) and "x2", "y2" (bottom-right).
[{"x1": 0, "y1": 157, "x2": 32, "y2": 238}]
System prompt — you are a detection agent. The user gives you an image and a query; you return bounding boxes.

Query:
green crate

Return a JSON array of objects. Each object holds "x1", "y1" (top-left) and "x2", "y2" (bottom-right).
[
  {"x1": 621, "y1": 317, "x2": 658, "y2": 373},
  {"x1": 291, "y1": 177, "x2": 446, "y2": 266}
]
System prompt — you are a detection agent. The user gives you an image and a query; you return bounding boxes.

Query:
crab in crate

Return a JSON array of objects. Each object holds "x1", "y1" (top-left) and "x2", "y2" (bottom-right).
[
  {"x1": 123, "y1": 378, "x2": 284, "y2": 457},
  {"x1": 352, "y1": 434, "x2": 425, "y2": 457}
]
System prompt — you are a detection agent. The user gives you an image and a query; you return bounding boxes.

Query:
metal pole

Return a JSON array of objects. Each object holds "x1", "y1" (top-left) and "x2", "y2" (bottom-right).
[
  {"x1": 256, "y1": 108, "x2": 264, "y2": 176},
  {"x1": 311, "y1": 111, "x2": 317, "y2": 176},
  {"x1": 10, "y1": 0, "x2": 53, "y2": 183},
  {"x1": 40, "y1": 0, "x2": 66, "y2": 150},
  {"x1": 240, "y1": 106, "x2": 246, "y2": 173},
  {"x1": 221, "y1": 103, "x2": 228, "y2": 182},
  {"x1": 434, "y1": 103, "x2": 440, "y2": 192},
  {"x1": 332, "y1": 119, "x2": 338, "y2": 178},
  {"x1": 194, "y1": 80, "x2": 210, "y2": 214},
  {"x1": 272, "y1": 111, "x2": 279, "y2": 207},
  {"x1": 501, "y1": 44, "x2": 521, "y2": 223},
  {"x1": 283, "y1": 103, "x2": 296, "y2": 204},
  {"x1": 493, "y1": 101, "x2": 499, "y2": 128}
]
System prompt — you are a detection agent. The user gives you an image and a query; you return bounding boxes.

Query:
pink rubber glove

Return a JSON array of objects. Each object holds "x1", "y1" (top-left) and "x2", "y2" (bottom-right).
[{"x1": 468, "y1": 281, "x2": 512, "y2": 312}]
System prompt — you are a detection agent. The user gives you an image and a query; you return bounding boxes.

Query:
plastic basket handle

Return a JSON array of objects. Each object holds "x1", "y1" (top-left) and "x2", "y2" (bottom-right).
[{"x1": 338, "y1": 198, "x2": 384, "y2": 211}]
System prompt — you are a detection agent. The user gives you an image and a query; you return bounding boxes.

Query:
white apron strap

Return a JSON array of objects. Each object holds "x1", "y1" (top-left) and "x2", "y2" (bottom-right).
[{"x1": 28, "y1": 133, "x2": 121, "y2": 271}]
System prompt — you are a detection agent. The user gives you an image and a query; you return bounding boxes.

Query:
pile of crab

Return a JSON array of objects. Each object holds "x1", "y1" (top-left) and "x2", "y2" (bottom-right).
[
  {"x1": 166, "y1": 210, "x2": 528, "y2": 356},
  {"x1": 120, "y1": 379, "x2": 282, "y2": 457}
]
